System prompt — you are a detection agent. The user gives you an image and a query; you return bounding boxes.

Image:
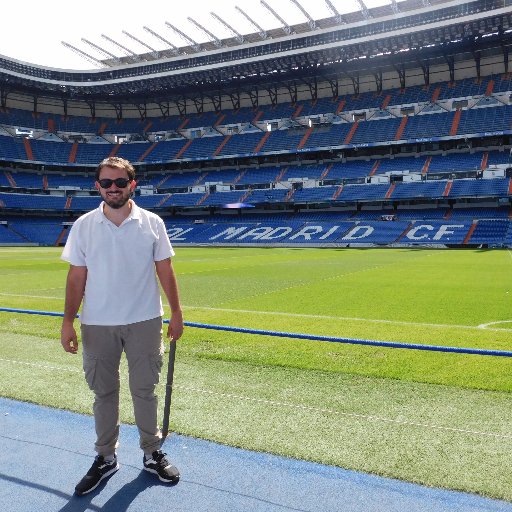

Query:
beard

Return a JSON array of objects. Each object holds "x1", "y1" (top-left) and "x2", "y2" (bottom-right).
[{"x1": 102, "y1": 190, "x2": 131, "y2": 209}]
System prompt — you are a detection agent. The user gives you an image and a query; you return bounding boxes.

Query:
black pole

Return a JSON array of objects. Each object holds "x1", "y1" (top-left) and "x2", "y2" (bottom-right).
[{"x1": 161, "y1": 340, "x2": 177, "y2": 447}]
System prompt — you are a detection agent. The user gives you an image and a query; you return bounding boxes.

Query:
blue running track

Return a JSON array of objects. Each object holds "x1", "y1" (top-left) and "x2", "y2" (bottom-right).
[{"x1": 1, "y1": 397, "x2": 511, "y2": 512}]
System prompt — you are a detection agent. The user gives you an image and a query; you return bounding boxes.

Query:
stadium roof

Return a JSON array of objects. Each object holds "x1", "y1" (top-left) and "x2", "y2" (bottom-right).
[{"x1": 0, "y1": 0, "x2": 510, "y2": 109}]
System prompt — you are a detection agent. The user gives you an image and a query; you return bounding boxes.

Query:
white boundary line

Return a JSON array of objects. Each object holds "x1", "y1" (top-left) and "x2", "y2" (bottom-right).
[
  {"x1": 1, "y1": 357, "x2": 511, "y2": 441},
  {"x1": 178, "y1": 385, "x2": 512, "y2": 441},
  {"x1": 0, "y1": 292, "x2": 63, "y2": 300},
  {"x1": 1, "y1": 292, "x2": 511, "y2": 331},
  {"x1": 178, "y1": 305, "x2": 512, "y2": 332},
  {"x1": 478, "y1": 320, "x2": 512, "y2": 328}
]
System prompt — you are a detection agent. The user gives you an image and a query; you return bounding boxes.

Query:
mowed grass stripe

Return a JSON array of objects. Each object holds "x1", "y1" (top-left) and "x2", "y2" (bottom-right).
[
  {"x1": 3, "y1": 353, "x2": 510, "y2": 440},
  {"x1": 2, "y1": 307, "x2": 511, "y2": 392},
  {"x1": 210, "y1": 249, "x2": 510, "y2": 327},
  {"x1": 1, "y1": 247, "x2": 510, "y2": 330}
]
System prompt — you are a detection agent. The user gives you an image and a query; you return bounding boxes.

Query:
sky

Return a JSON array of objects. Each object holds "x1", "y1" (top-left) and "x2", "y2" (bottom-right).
[{"x1": 0, "y1": 0, "x2": 395, "y2": 70}]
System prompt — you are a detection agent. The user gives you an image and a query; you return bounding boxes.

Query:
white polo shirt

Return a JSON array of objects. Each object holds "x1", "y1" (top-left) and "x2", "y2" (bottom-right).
[{"x1": 61, "y1": 201, "x2": 175, "y2": 326}]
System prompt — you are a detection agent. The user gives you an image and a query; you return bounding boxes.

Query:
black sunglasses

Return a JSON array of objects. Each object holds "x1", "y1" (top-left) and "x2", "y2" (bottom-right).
[{"x1": 97, "y1": 178, "x2": 132, "y2": 189}]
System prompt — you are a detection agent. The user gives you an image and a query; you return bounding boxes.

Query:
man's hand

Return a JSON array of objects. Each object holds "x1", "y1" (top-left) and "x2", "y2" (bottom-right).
[
  {"x1": 167, "y1": 310, "x2": 184, "y2": 342},
  {"x1": 155, "y1": 258, "x2": 184, "y2": 343},
  {"x1": 61, "y1": 264, "x2": 86, "y2": 354},
  {"x1": 61, "y1": 320, "x2": 79, "y2": 354}
]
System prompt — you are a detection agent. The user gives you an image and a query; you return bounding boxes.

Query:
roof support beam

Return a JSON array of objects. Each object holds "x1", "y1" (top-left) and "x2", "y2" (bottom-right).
[
  {"x1": 165, "y1": 22, "x2": 201, "y2": 52},
  {"x1": 61, "y1": 41, "x2": 107, "y2": 68},
  {"x1": 247, "y1": 89, "x2": 259, "y2": 109},
  {"x1": 176, "y1": 98, "x2": 187, "y2": 116},
  {"x1": 444, "y1": 54, "x2": 455, "y2": 83},
  {"x1": 229, "y1": 91, "x2": 241, "y2": 110},
  {"x1": 156, "y1": 101, "x2": 170, "y2": 118},
  {"x1": 289, "y1": 0, "x2": 316, "y2": 30},
  {"x1": 306, "y1": 76, "x2": 318, "y2": 102},
  {"x1": 101, "y1": 34, "x2": 139, "y2": 59},
  {"x1": 62, "y1": 97, "x2": 68, "y2": 118},
  {"x1": 211, "y1": 12, "x2": 244, "y2": 43},
  {"x1": 472, "y1": 50, "x2": 481, "y2": 80},
  {"x1": 143, "y1": 27, "x2": 180, "y2": 55},
  {"x1": 0, "y1": 87, "x2": 7, "y2": 109},
  {"x1": 287, "y1": 82, "x2": 298, "y2": 105},
  {"x1": 111, "y1": 103, "x2": 123, "y2": 121},
  {"x1": 418, "y1": 59, "x2": 430, "y2": 86},
  {"x1": 210, "y1": 93, "x2": 222, "y2": 113},
  {"x1": 122, "y1": 31, "x2": 159, "y2": 58},
  {"x1": 134, "y1": 103, "x2": 147, "y2": 120},
  {"x1": 374, "y1": 70, "x2": 383, "y2": 94},
  {"x1": 328, "y1": 78, "x2": 339, "y2": 100},
  {"x1": 187, "y1": 17, "x2": 223, "y2": 48},
  {"x1": 86, "y1": 101, "x2": 96, "y2": 119},
  {"x1": 357, "y1": 0, "x2": 371, "y2": 20},
  {"x1": 235, "y1": 6, "x2": 268, "y2": 39},
  {"x1": 261, "y1": 1, "x2": 293, "y2": 35},
  {"x1": 394, "y1": 63, "x2": 406, "y2": 89},
  {"x1": 193, "y1": 96, "x2": 204, "y2": 114},
  {"x1": 324, "y1": 0, "x2": 345, "y2": 24},
  {"x1": 502, "y1": 43, "x2": 509, "y2": 75},
  {"x1": 266, "y1": 84, "x2": 278, "y2": 107},
  {"x1": 345, "y1": 73, "x2": 360, "y2": 96},
  {"x1": 81, "y1": 38, "x2": 119, "y2": 61}
]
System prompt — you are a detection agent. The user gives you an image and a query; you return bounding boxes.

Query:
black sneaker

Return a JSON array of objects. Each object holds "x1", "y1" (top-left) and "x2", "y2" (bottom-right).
[
  {"x1": 74, "y1": 455, "x2": 119, "y2": 496},
  {"x1": 143, "y1": 450, "x2": 180, "y2": 484}
]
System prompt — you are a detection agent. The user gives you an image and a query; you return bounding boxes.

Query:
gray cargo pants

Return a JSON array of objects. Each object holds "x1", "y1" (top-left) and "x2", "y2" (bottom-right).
[{"x1": 81, "y1": 317, "x2": 164, "y2": 457}]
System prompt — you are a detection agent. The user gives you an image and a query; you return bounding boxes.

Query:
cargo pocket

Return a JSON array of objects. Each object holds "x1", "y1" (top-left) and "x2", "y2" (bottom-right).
[
  {"x1": 82, "y1": 352, "x2": 97, "y2": 390},
  {"x1": 150, "y1": 353, "x2": 164, "y2": 385}
]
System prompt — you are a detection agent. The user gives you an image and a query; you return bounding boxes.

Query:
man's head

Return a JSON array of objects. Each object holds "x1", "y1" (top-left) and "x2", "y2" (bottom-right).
[{"x1": 95, "y1": 157, "x2": 137, "y2": 210}]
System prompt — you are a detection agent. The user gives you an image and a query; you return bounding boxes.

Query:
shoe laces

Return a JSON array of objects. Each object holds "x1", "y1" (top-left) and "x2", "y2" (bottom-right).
[
  {"x1": 92, "y1": 455, "x2": 114, "y2": 471},
  {"x1": 152, "y1": 450, "x2": 169, "y2": 466}
]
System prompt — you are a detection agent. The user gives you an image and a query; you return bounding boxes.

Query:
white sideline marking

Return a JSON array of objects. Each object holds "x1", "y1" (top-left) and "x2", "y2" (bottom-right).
[
  {"x1": 478, "y1": 320, "x2": 512, "y2": 328},
  {"x1": 179, "y1": 385, "x2": 512, "y2": 441},
  {"x1": 0, "y1": 358, "x2": 81, "y2": 373},
  {"x1": 1, "y1": 292, "x2": 510, "y2": 331},
  {"x1": 0, "y1": 292, "x2": 63, "y2": 300},
  {"x1": 0, "y1": 273, "x2": 45, "y2": 277},
  {"x1": 176, "y1": 305, "x2": 512, "y2": 332},
  {"x1": 1, "y1": 357, "x2": 511, "y2": 441}
]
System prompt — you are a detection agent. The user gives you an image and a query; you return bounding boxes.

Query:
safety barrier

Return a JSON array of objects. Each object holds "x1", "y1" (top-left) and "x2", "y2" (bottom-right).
[{"x1": 1, "y1": 307, "x2": 511, "y2": 358}]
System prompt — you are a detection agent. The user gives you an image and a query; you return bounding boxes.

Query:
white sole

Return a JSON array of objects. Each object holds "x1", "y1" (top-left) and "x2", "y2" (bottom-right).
[
  {"x1": 143, "y1": 465, "x2": 180, "y2": 483},
  {"x1": 75, "y1": 464, "x2": 119, "y2": 495}
]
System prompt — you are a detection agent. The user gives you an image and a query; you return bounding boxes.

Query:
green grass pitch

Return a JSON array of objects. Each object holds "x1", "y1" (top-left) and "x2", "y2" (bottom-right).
[{"x1": 0, "y1": 246, "x2": 511, "y2": 500}]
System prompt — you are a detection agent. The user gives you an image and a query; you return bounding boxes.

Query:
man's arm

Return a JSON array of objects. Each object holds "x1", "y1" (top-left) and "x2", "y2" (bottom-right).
[
  {"x1": 155, "y1": 258, "x2": 184, "y2": 342},
  {"x1": 60, "y1": 265, "x2": 87, "y2": 354}
]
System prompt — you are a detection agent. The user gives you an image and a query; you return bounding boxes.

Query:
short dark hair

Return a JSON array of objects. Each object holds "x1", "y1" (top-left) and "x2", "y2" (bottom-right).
[{"x1": 95, "y1": 157, "x2": 136, "y2": 181}]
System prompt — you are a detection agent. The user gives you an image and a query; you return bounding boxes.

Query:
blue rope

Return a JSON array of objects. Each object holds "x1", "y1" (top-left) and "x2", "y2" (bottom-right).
[{"x1": 1, "y1": 306, "x2": 511, "y2": 358}]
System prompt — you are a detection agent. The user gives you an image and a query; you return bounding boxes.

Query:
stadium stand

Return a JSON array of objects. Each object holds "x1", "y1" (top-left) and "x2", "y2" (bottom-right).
[{"x1": 0, "y1": 0, "x2": 511, "y2": 247}]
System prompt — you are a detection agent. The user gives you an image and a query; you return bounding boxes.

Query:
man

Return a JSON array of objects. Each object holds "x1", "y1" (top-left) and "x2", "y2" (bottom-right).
[{"x1": 60, "y1": 156, "x2": 184, "y2": 496}]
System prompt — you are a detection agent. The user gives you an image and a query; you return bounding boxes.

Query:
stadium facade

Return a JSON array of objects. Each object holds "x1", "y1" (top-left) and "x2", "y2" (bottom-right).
[{"x1": 0, "y1": 0, "x2": 511, "y2": 248}]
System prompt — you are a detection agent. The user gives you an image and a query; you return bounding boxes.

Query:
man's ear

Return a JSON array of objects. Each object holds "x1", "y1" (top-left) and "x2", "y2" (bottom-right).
[
  {"x1": 130, "y1": 180, "x2": 137, "y2": 191},
  {"x1": 94, "y1": 182, "x2": 100, "y2": 191}
]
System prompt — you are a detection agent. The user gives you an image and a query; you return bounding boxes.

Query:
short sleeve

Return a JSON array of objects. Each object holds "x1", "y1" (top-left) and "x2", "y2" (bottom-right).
[
  {"x1": 61, "y1": 221, "x2": 87, "y2": 266},
  {"x1": 153, "y1": 217, "x2": 175, "y2": 261}
]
